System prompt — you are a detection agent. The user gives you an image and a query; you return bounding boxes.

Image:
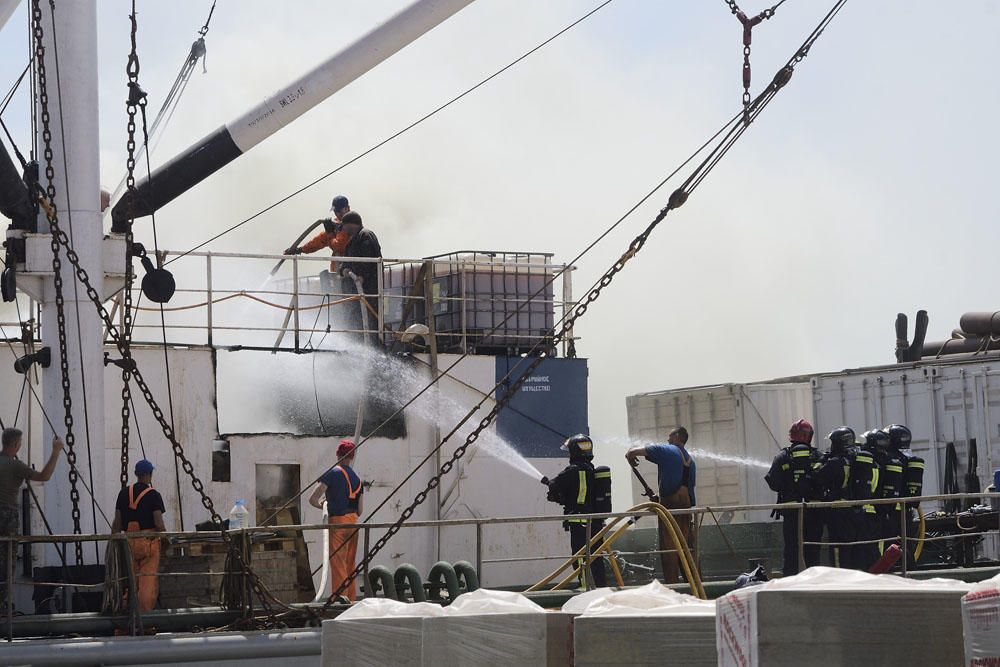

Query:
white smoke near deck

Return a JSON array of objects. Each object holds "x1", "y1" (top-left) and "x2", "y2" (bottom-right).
[{"x1": 0, "y1": 1, "x2": 995, "y2": 449}]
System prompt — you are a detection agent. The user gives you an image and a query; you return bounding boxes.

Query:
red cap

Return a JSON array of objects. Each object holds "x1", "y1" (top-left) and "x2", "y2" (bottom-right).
[
  {"x1": 789, "y1": 419, "x2": 814, "y2": 444},
  {"x1": 337, "y1": 439, "x2": 356, "y2": 458}
]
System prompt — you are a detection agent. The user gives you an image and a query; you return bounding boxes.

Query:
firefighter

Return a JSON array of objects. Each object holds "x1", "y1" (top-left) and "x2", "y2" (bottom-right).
[
  {"x1": 873, "y1": 426, "x2": 906, "y2": 562},
  {"x1": 813, "y1": 427, "x2": 856, "y2": 569},
  {"x1": 765, "y1": 419, "x2": 821, "y2": 576},
  {"x1": 851, "y1": 430, "x2": 885, "y2": 570},
  {"x1": 111, "y1": 459, "x2": 166, "y2": 612},
  {"x1": 541, "y1": 434, "x2": 609, "y2": 588},
  {"x1": 887, "y1": 423, "x2": 924, "y2": 564}
]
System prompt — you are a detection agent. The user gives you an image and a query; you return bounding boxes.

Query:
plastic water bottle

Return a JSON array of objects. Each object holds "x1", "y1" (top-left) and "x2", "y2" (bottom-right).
[{"x1": 229, "y1": 499, "x2": 249, "y2": 531}]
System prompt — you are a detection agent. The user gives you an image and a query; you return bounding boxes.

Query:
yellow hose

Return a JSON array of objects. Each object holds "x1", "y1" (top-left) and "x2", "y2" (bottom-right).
[
  {"x1": 527, "y1": 503, "x2": 706, "y2": 599},
  {"x1": 525, "y1": 516, "x2": 628, "y2": 593},
  {"x1": 548, "y1": 519, "x2": 631, "y2": 591}
]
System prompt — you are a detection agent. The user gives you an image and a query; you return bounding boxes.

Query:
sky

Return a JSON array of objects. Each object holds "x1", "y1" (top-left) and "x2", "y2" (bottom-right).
[{"x1": 1, "y1": 0, "x2": 999, "y2": 454}]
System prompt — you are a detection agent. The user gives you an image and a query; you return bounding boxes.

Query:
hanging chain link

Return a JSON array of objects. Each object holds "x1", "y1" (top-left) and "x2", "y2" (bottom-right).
[
  {"x1": 722, "y1": 0, "x2": 785, "y2": 125},
  {"x1": 118, "y1": 5, "x2": 144, "y2": 489},
  {"x1": 31, "y1": 0, "x2": 83, "y2": 565},
  {"x1": 30, "y1": 0, "x2": 284, "y2": 622}
]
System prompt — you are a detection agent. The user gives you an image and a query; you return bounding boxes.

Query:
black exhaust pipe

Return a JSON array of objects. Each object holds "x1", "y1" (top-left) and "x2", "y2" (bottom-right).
[
  {"x1": 895, "y1": 313, "x2": 909, "y2": 363},
  {"x1": 908, "y1": 310, "x2": 928, "y2": 361}
]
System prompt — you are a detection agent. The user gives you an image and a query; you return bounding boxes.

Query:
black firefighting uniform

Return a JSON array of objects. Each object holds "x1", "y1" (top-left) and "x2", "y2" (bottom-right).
[
  {"x1": 848, "y1": 444, "x2": 880, "y2": 570},
  {"x1": 813, "y1": 450, "x2": 855, "y2": 569},
  {"x1": 546, "y1": 459, "x2": 608, "y2": 587},
  {"x1": 766, "y1": 442, "x2": 822, "y2": 576},
  {"x1": 875, "y1": 447, "x2": 906, "y2": 561}
]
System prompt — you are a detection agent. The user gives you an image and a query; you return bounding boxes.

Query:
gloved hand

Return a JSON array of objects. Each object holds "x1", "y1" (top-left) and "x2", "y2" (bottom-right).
[
  {"x1": 540, "y1": 476, "x2": 550, "y2": 486},
  {"x1": 284, "y1": 246, "x2": 301, "y2": 255}
]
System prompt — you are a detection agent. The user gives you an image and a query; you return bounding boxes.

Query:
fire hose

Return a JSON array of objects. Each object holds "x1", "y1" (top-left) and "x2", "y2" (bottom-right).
[{"x1": 526, "y1": 502, "x2": 706, "y2": 599}]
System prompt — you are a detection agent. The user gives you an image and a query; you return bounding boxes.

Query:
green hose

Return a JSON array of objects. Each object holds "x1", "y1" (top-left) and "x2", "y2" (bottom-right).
[
  {"x1": 393, "y1": 564, "x2": 426, "y2": 602},
  {"x1": 426, "y1": 561, "x2": 460, "y2": 601},
  {"x1": 366, "y1": 566, "x2": 398, "y2": 600},
  {"x1": 453, "y1": 561, "x2": 479, "y2": 593}
]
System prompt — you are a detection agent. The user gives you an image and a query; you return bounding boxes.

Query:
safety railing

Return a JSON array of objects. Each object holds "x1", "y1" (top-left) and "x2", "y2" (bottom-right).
[
  {"x1": 118, "y1": 250, "x2": 577, "y2": 357},
  {"x1": 2, "y1": 491, "x2": 999, "y2": 640}
]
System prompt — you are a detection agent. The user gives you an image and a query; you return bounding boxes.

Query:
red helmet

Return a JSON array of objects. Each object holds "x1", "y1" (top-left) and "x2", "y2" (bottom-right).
[
  {"x1": 789, "y1": 419, "x2": 814, "y2": 444},
  {"x1": 337, "y1": 439, "x2": 357, "y2": 458}
]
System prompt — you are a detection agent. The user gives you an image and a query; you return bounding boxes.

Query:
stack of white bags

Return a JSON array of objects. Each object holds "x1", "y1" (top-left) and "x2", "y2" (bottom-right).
[
  {"x1": 324, "y1": 589, "x2": 569, "y2": 667},
  {"x1": 717, "y1": 567, "x2": 971, "y2": 667},
  {"x1": 567, "y1": 580, "x2": 718, "y2": 666}
]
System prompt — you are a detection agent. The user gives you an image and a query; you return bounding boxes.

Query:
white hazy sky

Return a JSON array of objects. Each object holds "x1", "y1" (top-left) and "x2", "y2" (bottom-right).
[{"x1": 1, "y1": 0, "x2": 999, "y2": 447}]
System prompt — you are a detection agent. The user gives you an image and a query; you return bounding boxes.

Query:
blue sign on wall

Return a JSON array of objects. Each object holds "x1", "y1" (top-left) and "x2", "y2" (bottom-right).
[{"x1": 495, "y1": 357, "x2": 589, "y2": 458}]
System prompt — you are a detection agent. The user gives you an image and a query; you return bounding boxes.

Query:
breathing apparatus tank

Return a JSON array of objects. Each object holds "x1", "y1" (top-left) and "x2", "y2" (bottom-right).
[{"x1": 593, "y1": 466, "x2": 612, "y2": 514}]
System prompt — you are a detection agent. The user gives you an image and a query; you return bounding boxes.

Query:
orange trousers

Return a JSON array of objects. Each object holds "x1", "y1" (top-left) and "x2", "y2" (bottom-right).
[
  {"x1": 328, "y1": 513, "x2": 360, "y2": 601},
  {"x1": 128, "y1": 534, "x2": 161, "y2": 612}
]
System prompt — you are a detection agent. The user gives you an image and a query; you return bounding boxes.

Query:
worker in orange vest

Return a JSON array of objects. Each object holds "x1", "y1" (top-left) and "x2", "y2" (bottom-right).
[
  {"x1": 284, "y1": 195, "x2": 352, "y2": 275},
  {"x1": 309, "y1": 439, "x2": 364, "y2": 601},
  {"x1": 111, "y1": 459, "x2": 166, "y2": 611}
]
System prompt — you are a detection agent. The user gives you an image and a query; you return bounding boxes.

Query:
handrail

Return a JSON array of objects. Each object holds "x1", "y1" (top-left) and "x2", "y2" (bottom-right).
[{"x1": 2, "y1": 491, "x2": 997, "y2": 544}]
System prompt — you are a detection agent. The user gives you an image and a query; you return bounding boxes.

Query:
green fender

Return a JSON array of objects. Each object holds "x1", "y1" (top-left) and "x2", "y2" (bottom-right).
[
  {"x1": 393, "y1": 563, "x2": 427, "y2": 602},
  {"x1": 454, "y1": 561, "x2": 479, "y2": 592},
  {"x1": 426, "y1": 561, "x2": 460, "y2": 602},
  {"x1": 366, "y1": 566, "x2": 398, "y2": 600}
]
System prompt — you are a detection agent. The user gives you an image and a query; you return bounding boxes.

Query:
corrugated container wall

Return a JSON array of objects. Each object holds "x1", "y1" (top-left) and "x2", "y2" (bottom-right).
[
  {"x1": 626, "y1": 383, "x2": 813, "y2": 522},
  {"x1": 812, "y1": 362, "x2": 1000, "y2": 511},
  {"x1": 627, "y1": 358, "x2": 1000, "y2": 528}
]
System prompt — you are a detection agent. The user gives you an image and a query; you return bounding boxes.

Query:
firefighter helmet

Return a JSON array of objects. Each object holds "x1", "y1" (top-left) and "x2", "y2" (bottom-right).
[
  {"x1": 885, "y1": 423, "x2": 912, "y2": 449},
  {"x1": 789, "y1": 419, "x2": 814, "y2": 444},
  {"x1": 561, "y1": 434, "x2": 594, "y2": 459},
  {"x1": 863, "y1": 429, "x2": 890, "y2": 451},
  {"x1": 827, "y1": 426, "x2": 856, "y2": 454}
]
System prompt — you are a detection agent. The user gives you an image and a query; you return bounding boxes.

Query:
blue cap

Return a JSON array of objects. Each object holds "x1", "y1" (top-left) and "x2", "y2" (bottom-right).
[
  {"x1": 331, "y1": 195, "x2": 349, "y2": 212},
  {"x1": 135, "y1": 459, "x2": 155, "y2": 475}
]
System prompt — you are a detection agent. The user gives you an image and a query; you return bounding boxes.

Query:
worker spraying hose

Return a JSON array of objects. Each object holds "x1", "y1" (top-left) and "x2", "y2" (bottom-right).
[
  {"x1": 541, "y1": 435, "x2": 610, "y2": 588},
  {"x1": 626, "y1": 427, "x2": 697, "y2": 585}
]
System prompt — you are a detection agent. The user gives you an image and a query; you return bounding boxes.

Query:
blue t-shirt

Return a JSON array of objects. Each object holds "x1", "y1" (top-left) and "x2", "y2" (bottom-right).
[
  {"x1": 320, "y1": 465, "x2": 363, "y2": 515},
  {"x1": 645, "y1": 444, "x2": 696, "y2": 506}
]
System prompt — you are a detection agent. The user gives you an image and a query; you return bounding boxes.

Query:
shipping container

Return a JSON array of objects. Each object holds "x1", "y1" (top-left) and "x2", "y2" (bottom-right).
[
  {"x1": 627, "y1": 356, "x2": 1000, "y2": 525},
  {"x1": 626, "y1": 382, "x2": 813, "y2": 522}
]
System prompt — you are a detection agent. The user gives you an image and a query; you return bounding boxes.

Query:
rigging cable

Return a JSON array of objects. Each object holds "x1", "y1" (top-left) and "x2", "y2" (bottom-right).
[
  {"x1": 31, "y1": 0, "x2": 86, "y2": 563},
  {"x1": 108, "y1": 0, "x2": 218, "y2": 203},
  {"x1": 29, "y1": 3, "x2": 292, "y2": 624},
  {"x1": 322, "y1": 0, "x2": 851, "y2": 605},
  {"x1": 0, "y1": 323, "x2": 111, "y2": 527},
  {"x1": 167, "y1": 0, "x2": 616, "y2": 266},
  {"x1": 0, "y1": 58, "x2": 32, "y2": 168},
  {"x1": 46, "y1": 0, "x2": 101, "y2": 561},
  {"x1": 137, "y1": 46, "x2": 187, "y2": 532}
]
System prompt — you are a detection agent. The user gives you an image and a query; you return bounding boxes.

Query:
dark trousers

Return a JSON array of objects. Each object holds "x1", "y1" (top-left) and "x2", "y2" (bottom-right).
[
  {"x1": 781, "y1": 507, "x2": 821, "y2": 576},
  {"x1": 569, "y1": 520, "x2": 607, "y2": 588},
  {"x1": 0, "y1": 506, "x2": 19, "y2": 609},
  {"x1": 823, "y1": 508, "x2": 857, "y2": 569},
  {"x1": 343, "y1": 278, "x2": 380, "y2": 345},
  {"x1": 851, "y1": 509, "x2": 879, "y2": 571}
]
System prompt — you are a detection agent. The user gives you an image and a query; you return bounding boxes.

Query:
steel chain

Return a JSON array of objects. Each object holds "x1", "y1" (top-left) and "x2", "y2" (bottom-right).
[
  {"x1": 119, "y1": 5, "x2": 143, "y2": 488},
  {"x1": 30, "y1": 0, "x2": 282, "y2": 622},
  {"x1": 330, "y1": 201, "x2": 678, "y2": 603},
  {"x1": 31, "y1": 0, "x2": 83, "y2": 565},
  {"x1": 722, "y1": 0, "x2": 784, "y2": 124}
]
